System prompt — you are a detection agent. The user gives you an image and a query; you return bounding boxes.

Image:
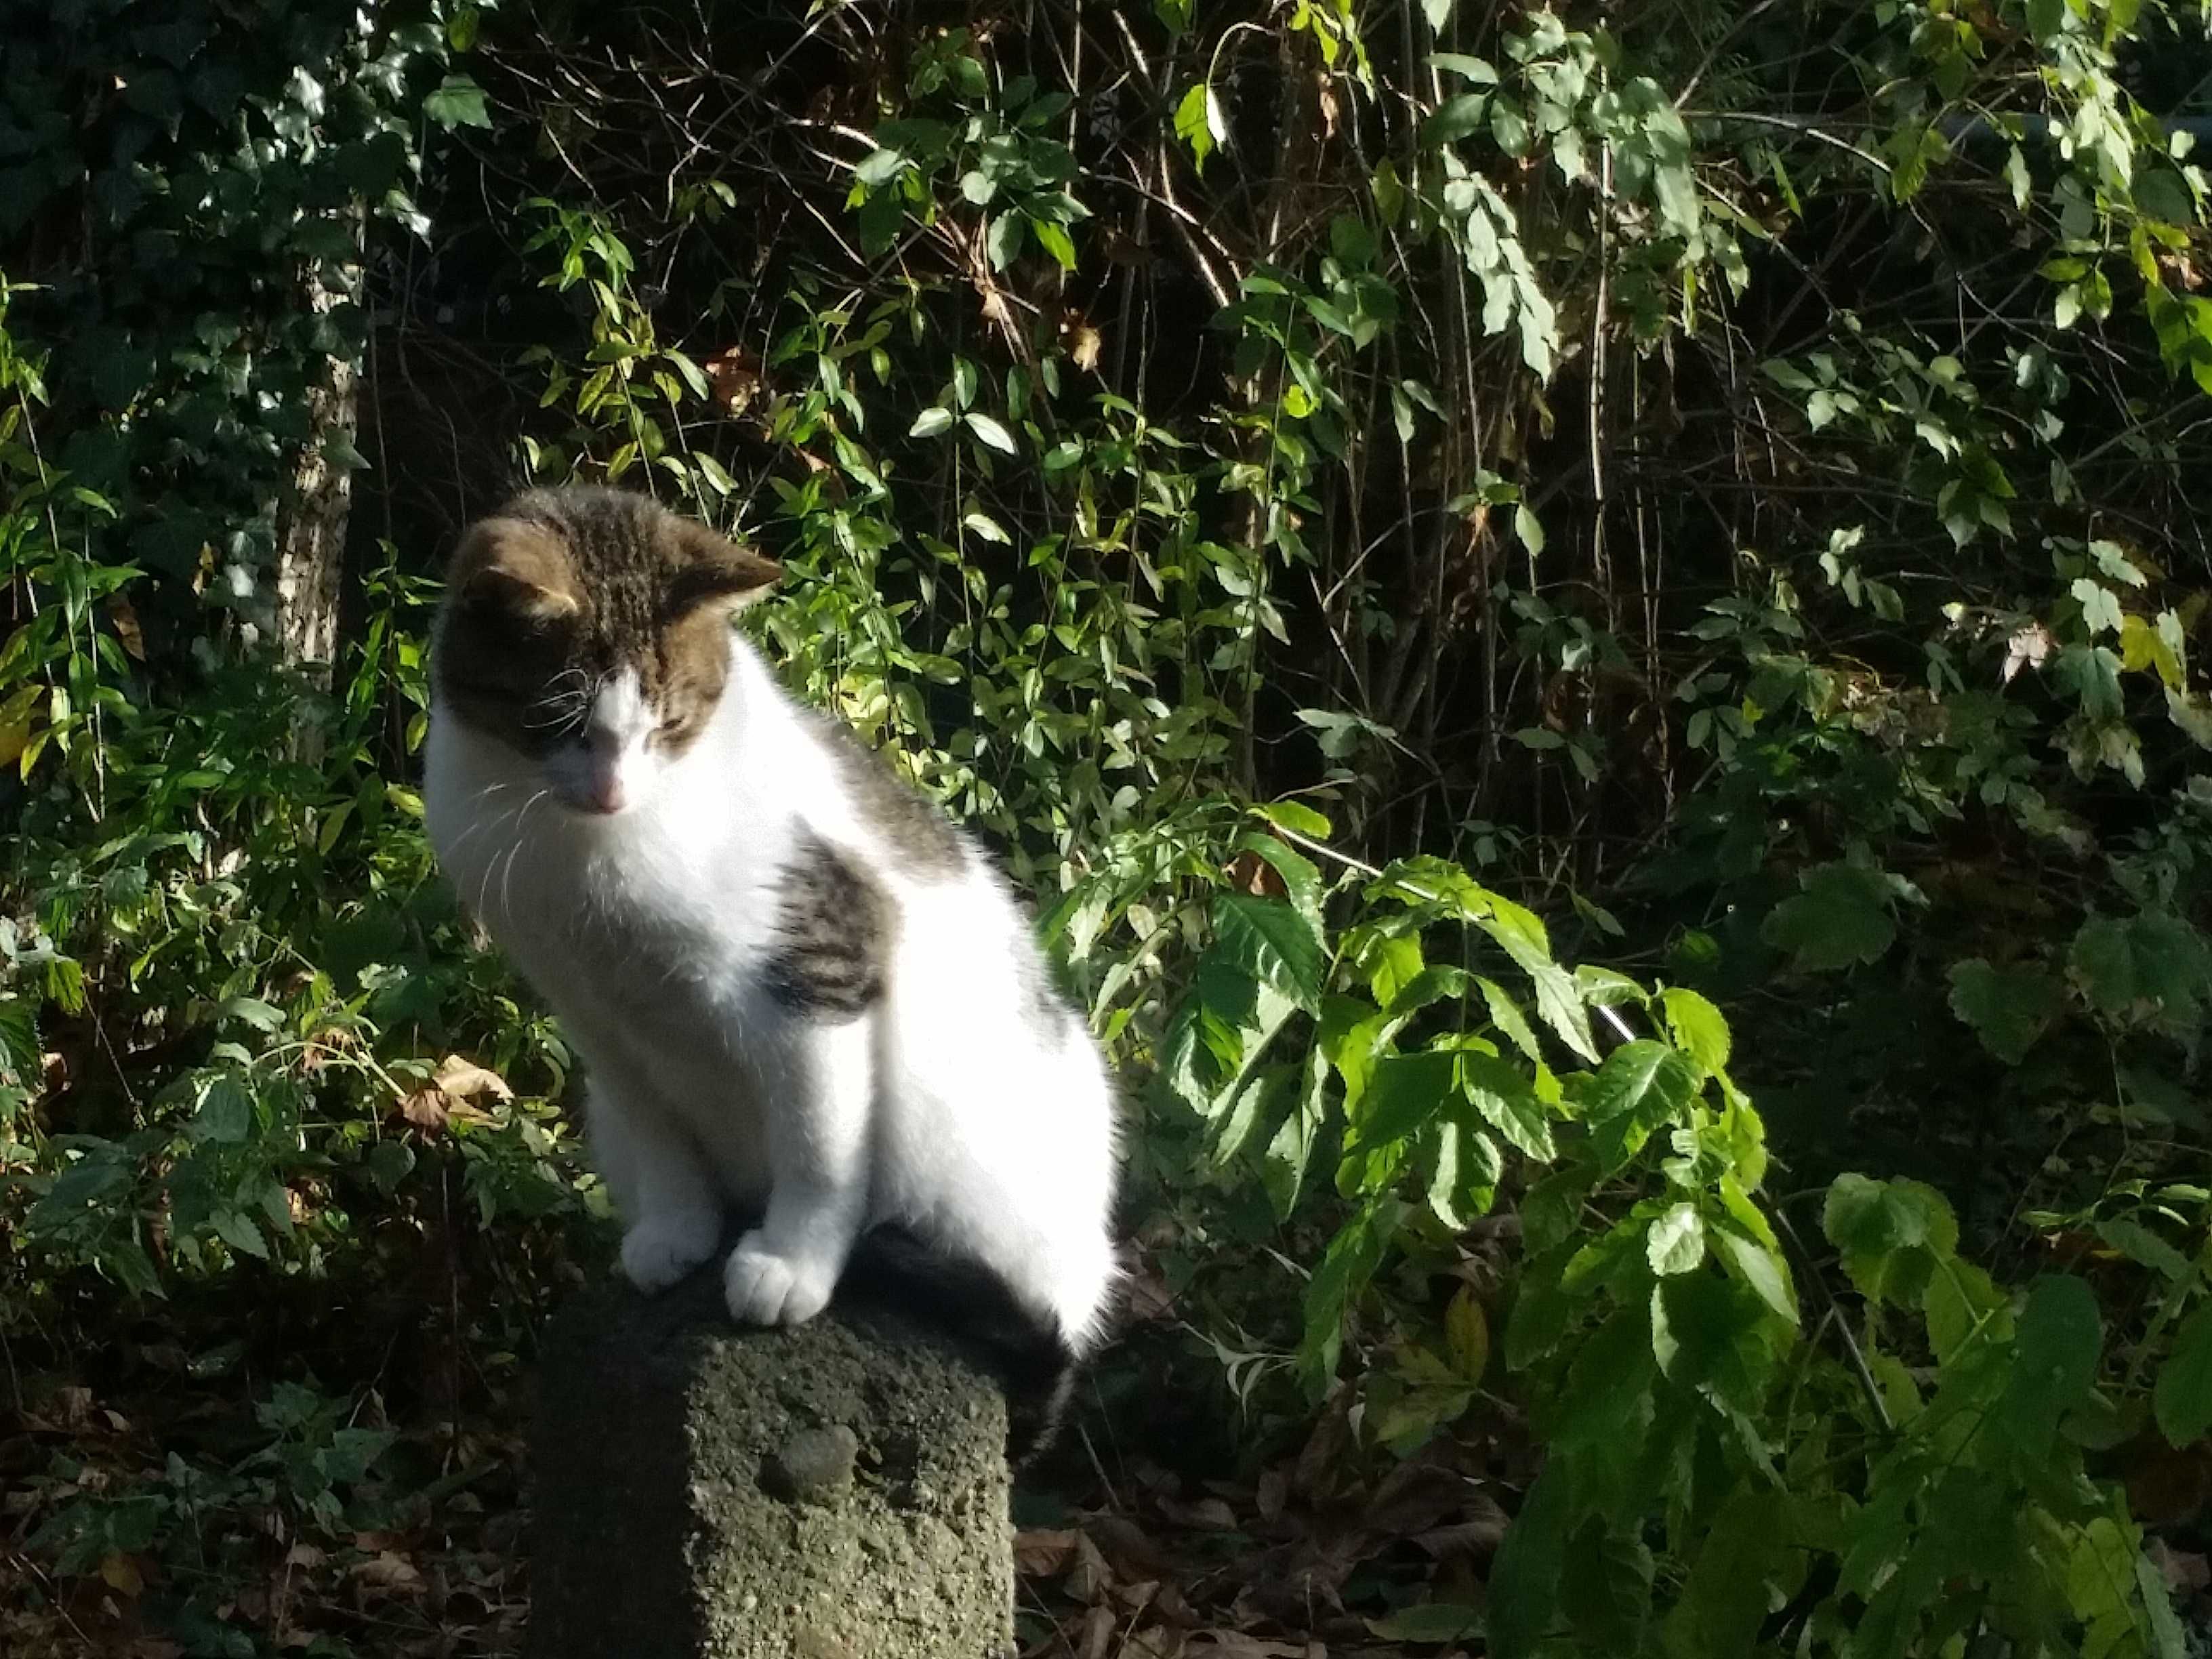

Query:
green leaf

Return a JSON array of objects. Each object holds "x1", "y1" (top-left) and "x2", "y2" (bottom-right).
[
  {"x1": 2072, "y1": 912, "x2": 2211, "y2": 1023},
  {"x1": 1761, "y1": 863, "x2": 1896, "y2": 972},
  {"x1": 1476, "y1": 976, "x2": 1542, "y2": 1063},
  {"x1": 212, "y1": 1209, "x2": 268, "y2": 1260},
  {"x1": 1651, "y1": 1273, "x2": 1775, "y2": 1414},
  {"x1": 1354, "y1": 1050, "x2": 1458, "y2": 1153},
  {"x1": 1946, "y1": 957, "x2": 2064, "y2": 1064},
  {"x1": 1425, "y1": 94, "x2": 1490, "y2": 145},
  {"x1": 1264, "y1": 1048, "x2": 1328, "y2": 1219},
  {"x1": 1664, "y1": 1485, "x2": 1791, "y2": 1659},
  {"x1": 222, "y1": 996, "x2": 285, "y2": 1032},
  {"x1": 1713, "y1": 1225, "x2": 1796, "y2": 1323},
  {"x1": 1823, "y1": 1174, "x2": 1959, "y2": 1309},
  {"x1": 2156, "y1": 1302, "x2": 2212, "y2": 1448},
  {"x1": 1477, "y1": 899, "x2": 1597, "y2": 1063},
  {"x1": 1299, "y1": 1203, "x2": 1397, "y2": 1386},
  {"x1": 1173, "y1": 83, "x2": 1225, "y2": 172},
  {"x1": 963, "y1": 411, "x2": 1019, "y2": 454},
  {"x1": 1996, "y1": 1275, "x2": 2102, "y2": 1464},
  {"x1": 368, "y1": 1139, "x2": 415, "y2": 1195},
  {"x1": 1486, "y1": 1462, "x2": 1572, "y2": 1659},
  {"x1": 1367, "y1": 1603, "x2": 1482, "y2": 1641},
  {"x1": 986, "y1": 211, "x2": 1027, "y2": 270},
  {"x1": 1660, "y1": 986, "x2": 1730, "y2": 1073},
  {"x1": 907, "y1": 406, "x2": 955, "y2": 438},
  {"x1": 1582, "y1": 1041, "x2": 1698, "y2": 1173},
  {"x1": 1560, "y1": 1519, "x2": 1652, "y2": 1654},
  {"x1": 1212, "y1": 893, "x2": 1326, "y2": 1010},
  {"x1": 2097, "y1": 1218, "x2": 2193, "y2": 1283},
  {"x1": 1459, "y1": 1052, "x2": 1553, "y2": 1160},
  {"x1": 1031, "y1": 218, "x2": 1077, "y2": 270},
  {"x1": 1420, "y1": 0, "x2": 1456, "y2": 31},
  {"x1": 422, "y1": 74, "x2": 492, "y2": 131},
  {"x1": 1647, "y1": 1202, "x2": 1706, "y2": 1275},
  {"x1": 854, "y1": 148, "x2": 907, "y2": 188},
  {"x1": 195, "y1": 1077, "x2": 254, "y2": 1144}
]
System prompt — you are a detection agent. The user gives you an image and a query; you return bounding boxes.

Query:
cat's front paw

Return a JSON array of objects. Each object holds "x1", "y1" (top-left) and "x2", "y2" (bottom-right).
[
  {"x1": 723, "y1": 1234, "x2": 838, "y2": 1327},
  {"x1": 620, "y1": 1209, "x2": 722, "y2": 1293}
]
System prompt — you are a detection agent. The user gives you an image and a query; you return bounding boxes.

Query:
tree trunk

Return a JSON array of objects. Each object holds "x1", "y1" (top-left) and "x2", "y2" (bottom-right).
[{"x1": 274, "y1": 211, "x2": 364, "y2": 758}]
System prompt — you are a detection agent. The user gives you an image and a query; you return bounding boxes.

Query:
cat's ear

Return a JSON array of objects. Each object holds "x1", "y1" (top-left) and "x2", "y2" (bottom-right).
[
  {"x1": 664, "y1": 520, "x2": 781, "y2": 617},
  {"x1": 451, "y1": 517, "x2": 579, "y2": 623}
]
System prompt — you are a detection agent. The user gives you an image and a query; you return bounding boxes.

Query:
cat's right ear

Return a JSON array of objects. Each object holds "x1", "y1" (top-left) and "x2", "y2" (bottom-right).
[
  {"x1": 449, "y1": 518, "x2": 579, "y2": 623},
  {"x1": 665, "y1": 520, "x2": 782, "y2": 617}
]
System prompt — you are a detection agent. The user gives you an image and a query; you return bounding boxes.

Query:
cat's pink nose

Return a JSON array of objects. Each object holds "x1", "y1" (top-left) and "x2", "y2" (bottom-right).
[{"x1": 577, "y1": 770, "x2": 626, "y2": 814}]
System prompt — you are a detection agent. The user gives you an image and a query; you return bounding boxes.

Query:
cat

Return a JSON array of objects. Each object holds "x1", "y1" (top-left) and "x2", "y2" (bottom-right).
[{"x1": 421, "y1": 485, "x2": 1120, "y2": 1451}]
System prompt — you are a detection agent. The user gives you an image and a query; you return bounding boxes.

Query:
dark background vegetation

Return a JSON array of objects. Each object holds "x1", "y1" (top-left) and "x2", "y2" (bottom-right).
[{"x1": 5, "y1": 0, "x2": 2212, "y2": 1653}]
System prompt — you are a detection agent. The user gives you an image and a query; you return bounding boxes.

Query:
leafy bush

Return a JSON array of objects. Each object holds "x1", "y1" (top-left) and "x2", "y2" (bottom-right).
[{"x1": 7, "y1": 0, "x2": 2212, "y2": 1652}]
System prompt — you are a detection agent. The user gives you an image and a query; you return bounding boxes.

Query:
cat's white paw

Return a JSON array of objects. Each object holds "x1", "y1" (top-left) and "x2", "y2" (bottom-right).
[
  {"x1": 723, "y1": 1234, "x2": 837, "y2": 1327},
  {"x1": 619, "y1": 1209, "x2": 722, "y2": 1293}
]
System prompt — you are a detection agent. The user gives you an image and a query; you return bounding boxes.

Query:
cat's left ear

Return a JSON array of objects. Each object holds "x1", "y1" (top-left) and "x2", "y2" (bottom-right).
[{"x1": 665, "y1": 521, "x2": 782, "y2": 616}]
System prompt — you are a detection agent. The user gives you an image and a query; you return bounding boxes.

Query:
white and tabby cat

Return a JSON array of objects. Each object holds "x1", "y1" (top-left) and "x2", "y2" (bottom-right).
[{"x1": 422, "y1": 487, "x2": 1119, "y2": 1448}]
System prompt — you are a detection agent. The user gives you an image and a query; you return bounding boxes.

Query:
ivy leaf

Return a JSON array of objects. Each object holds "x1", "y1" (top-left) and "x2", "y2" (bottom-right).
[
  {"x1": 1946, "y1": 957, "x2": 2064, "y2": 1063},
  {"x1": 2155, "y1": 1303, "x2": 2212, "y2": 1449},
  {"x1": 1212, "y1": 893, "x2": 1325, "y2": 1010},
  {"x1": 1761, "y1": 863, "x2": 1896, "y2": 972},
  {"x1": 962, "y1": 411, "x2": 1019, "y2": 454},
  {"x1": 1647, "y1": 1202, "x2": 1706, "y2": 1275},
  {"x1": 422, "y1": 75, "x2": 491, "y2": 131}
]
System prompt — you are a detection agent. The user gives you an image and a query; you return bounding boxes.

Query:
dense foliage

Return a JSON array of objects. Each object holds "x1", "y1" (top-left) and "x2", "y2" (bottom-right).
[{"x1": 5, "y1": 0, "x2": 2212, "y2": 1654}]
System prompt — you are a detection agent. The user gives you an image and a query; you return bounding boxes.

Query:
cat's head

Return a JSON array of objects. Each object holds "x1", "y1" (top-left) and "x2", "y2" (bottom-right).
[{"x1": 432, "y1": 487, "x2": 779, "y2": 816}]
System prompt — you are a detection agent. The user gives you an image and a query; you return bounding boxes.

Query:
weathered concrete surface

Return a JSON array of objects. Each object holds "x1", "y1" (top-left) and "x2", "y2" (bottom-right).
[{"x1": 526, "y1": 1263, "x2": 1016, "y2": 1659}]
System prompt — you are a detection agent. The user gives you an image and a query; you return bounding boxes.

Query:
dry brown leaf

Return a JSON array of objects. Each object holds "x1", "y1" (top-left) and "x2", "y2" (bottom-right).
[
  {"x1": 1225, "y1": 850, "x2": 1286, "y2": 901},
  {"x1": 399, "y1": 1088, "x2": 449, "y2": 1131},
  {"x1": 106, "y1": 593, "x2": 146, "y2": 660},
  {"x1": 1077, "y1": 1603, "x2": 1116, "y2": 1659},
  {"x1": 432, "y1": 1054, "x2": 512, "y2": 1101},
  {"x1": 1185, "y1": 1636, "x2": 1309, "y2": 1658},
  {"x1": 703, "y1": 346, "x2": 763, "y2": 417},
  {"x1": 1015, "y1": 1527, "x2": 1079, "y2": 1577},
  {"x1": 1064, "y1": 1530, "x2": 1114, "y2": 1602},
  {"x1": 2150, "y1": 1538, "x2": 2209, "y2": 1592},
  {"x1": 1254, "y1": 1467, "x2": 1289, "y2": 1526},
  {"x1": 284, "y1": 1542, "x2": 327, "y2": 1570},
  {"x1": 350, "y1": 1549, "x2": 424, "y2": 1594},
  {"x1": 1156, "y1": 1494, "x2": 1237, "y2": 1532}
]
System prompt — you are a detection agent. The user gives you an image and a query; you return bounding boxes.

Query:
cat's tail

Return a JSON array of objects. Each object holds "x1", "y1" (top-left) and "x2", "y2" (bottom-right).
[{"x1": 842, "y1": 1223, "x2": 1085, "y2": 1463}]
